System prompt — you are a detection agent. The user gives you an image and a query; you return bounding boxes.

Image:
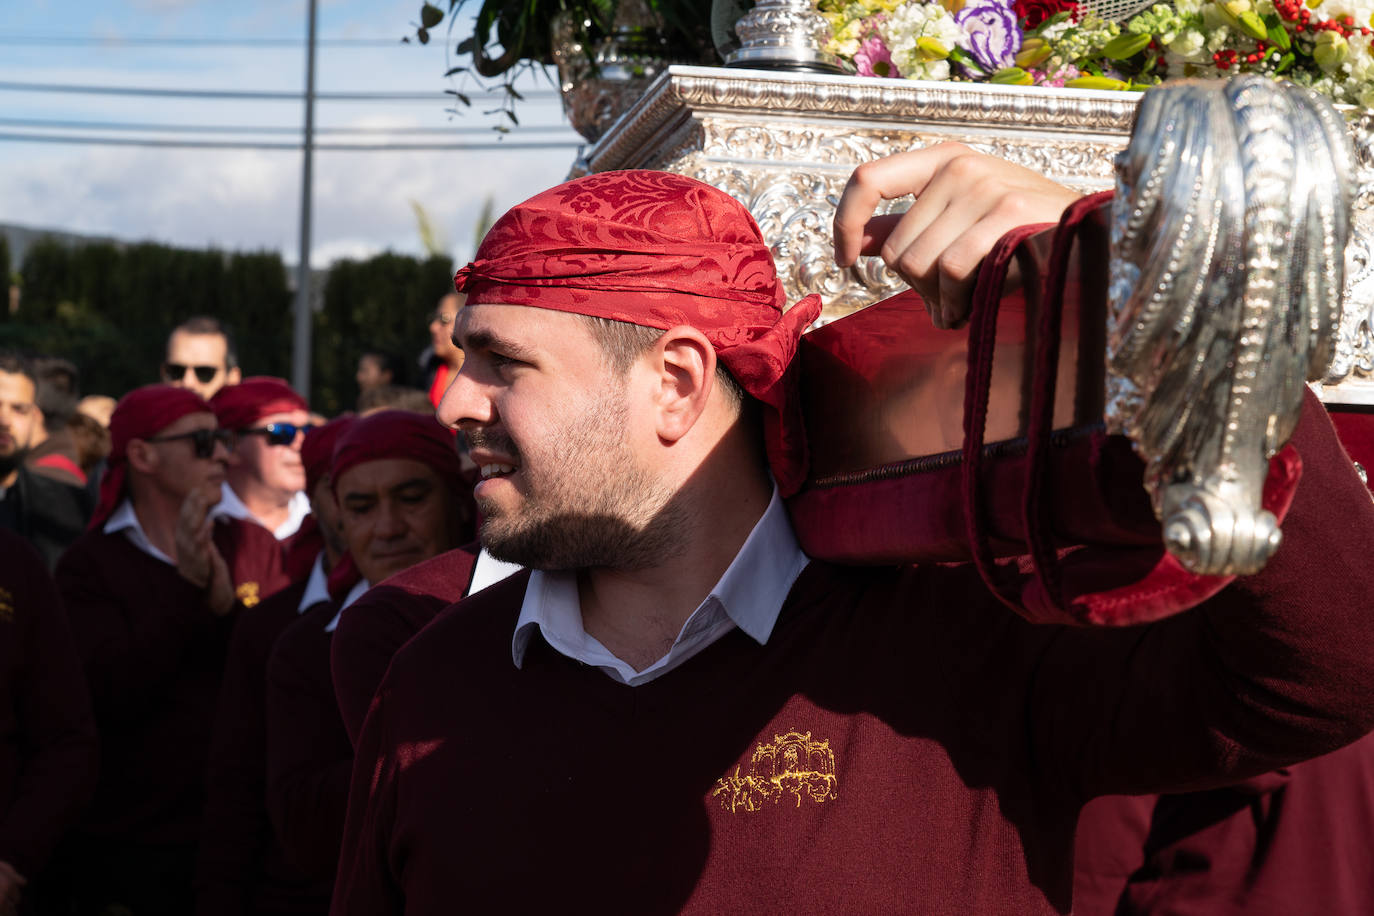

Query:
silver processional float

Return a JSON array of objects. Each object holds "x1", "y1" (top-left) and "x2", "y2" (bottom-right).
[{"x1": 711, "y1": 0, "x2": 1362, "y2": 579}]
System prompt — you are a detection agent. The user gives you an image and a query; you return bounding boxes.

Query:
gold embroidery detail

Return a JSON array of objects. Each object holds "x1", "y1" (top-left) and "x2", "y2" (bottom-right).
[
  {"x1": 712, "y1": 730, "x2": 838, "y2": 813},
  {"x1": 0, "y1": 587, "x2": 12, "y2": 624},
  {"x1": 236, "y1": 581, "x2": 261, "y2": 608}
]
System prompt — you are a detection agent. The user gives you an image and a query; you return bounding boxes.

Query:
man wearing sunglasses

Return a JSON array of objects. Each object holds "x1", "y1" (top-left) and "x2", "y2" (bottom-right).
[
  {"x1": 209, "y1": 377, "x2": 313, "y2": 543},
  {"x1": 51, "y1": 384, "x2": 288, "y2": 916},
  {"x1": 162, "y1": 316, "x2": 241, "y2": 402}
]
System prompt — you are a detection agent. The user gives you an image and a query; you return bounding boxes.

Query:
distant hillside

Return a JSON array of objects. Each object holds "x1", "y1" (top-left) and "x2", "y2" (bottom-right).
[{"x1": 1, "y1": 222, "x2": 121, "y2": 271}]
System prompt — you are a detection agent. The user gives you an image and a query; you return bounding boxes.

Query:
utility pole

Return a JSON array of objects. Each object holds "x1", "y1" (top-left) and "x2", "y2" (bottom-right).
[{"x1": 291, "y1": 0, "x2": 318, "y2": 395}]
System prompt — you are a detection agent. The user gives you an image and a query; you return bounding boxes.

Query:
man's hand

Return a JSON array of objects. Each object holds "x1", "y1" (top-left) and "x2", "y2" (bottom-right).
[
  {"x1": 174, "y1": 489, "x2": 235, "y2": 615},
  {"x1": 833, "y1": 142, "x2": 1082, "y2": 329},
  {"x1": 0, "y1": 860, "x2": 26, "y2": 916}
]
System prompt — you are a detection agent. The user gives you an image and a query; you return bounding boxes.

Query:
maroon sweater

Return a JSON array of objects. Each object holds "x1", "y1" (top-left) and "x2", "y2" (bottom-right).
[
  {"x1": 264, "y1": 601, "x2": 353, "y2": 895},
  {"x1": 1074, "y1": 733, "x2": 1374, "y2": 914},
  {"x1": 332, "y1": 396, "x2": 1374, "y2": 916},
  {"x1": 330, "y1": 545, "x2": 479, "y2": 747},
  {"x1": 1071, "y1": 406, "x2": 1374, "y2": 916},
  {"x1": 0, "y1": 530, "x2": 97, "y2": 879},
  {"x1": 196, "y1": 576, "x2": 335, "y2": 916},
  {"x1": 56, "y1": 517, "x2": 287, "y2": 846}
]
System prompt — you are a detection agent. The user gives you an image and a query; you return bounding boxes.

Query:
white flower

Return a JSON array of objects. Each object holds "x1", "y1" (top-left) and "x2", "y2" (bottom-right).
[
  {"x1": 1165, "y1": 27, "x2": 1208, "y2": 60},
  {"x1": 881, "y1": 2, "x2": 966, "y2": 81},
  {"x1": 1318, "y1": 0, "x2": 1374, "y2": 29}
]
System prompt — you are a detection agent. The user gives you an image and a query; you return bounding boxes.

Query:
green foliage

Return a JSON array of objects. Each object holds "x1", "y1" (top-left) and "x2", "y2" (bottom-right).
[
  {"x1": 0, "y1": 235, "x2": 9, "y2": 298},
  {"x1": 1, "y1": 237, "x2": 447, "y2": 417},
  {"x1": 312, "y1": 252, "x2": 454, "y2": 415},
  {"x1": 1, "y1": 237, "x2": 292, "y2": 399}
]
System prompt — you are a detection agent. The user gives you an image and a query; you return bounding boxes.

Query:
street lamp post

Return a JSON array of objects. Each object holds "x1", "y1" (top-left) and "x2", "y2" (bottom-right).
[{"x1": 292, "y1": 0, "x2": 318, "y2": 396}]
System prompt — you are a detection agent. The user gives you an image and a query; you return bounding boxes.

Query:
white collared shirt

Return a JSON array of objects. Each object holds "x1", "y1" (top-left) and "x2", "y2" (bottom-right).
[
  {"x1": 469, "y1": 549, "x2": 523, "y2": 596},
  {"x1": 297, "y1": 553, "x2": 331, "y2": 613},
  {"x1": 104, "y1": 498, "x2": 174, "y2": 565},
  {"x1": 212, "y1": 482, "x2": 311, "y2": 540},
  {"x1": 511, "y1": 485, "x2": 810, "y2": 687},
  {"x1": 324, "y1": 578, "x2": 372, "y2": 633}
]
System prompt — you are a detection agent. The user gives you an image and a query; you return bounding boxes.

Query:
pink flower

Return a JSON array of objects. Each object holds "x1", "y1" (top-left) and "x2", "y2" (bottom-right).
[{"x1": 855, "y1": 36, "x2": 900, "y2": 79}]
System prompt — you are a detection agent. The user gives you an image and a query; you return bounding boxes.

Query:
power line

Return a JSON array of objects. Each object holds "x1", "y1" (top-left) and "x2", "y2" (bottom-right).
[
  {"x1": 0, "y1": 34, "x2": 407, "y2": 47},
  {"x1": 0, "y1": 116, "x2": 577, "y2": 136},
  {"x1": 0, "y1": 80, "x2": 560, "y2": 102},
  {"x1": 0, "y1": 131, "x2": 580, "y2": 151}
]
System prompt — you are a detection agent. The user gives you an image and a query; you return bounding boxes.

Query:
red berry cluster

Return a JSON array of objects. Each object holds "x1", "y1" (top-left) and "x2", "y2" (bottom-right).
[
  {"x1": 1213, "y1": 47, "x2": 1240, "y2": 69},
  {"x1": 1275, "y1": 0, "x2": 1372, "y2": 36}
]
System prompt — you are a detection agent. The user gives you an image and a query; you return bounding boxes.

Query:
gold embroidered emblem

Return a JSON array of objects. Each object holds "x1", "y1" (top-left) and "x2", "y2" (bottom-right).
[
  {"x1": 236, "y1": 581, "x2": 261, "y2": 608},
  {"x1": 0, "y1": 587, "x2": 12, "y2": 624},
  {"x1": 712, "y1": 731, "x2": 838, "y2": 813}
]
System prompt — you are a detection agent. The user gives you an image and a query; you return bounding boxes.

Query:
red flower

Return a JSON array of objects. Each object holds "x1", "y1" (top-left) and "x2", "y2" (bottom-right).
[{"x1": 1014, "y1": 0, "x2": 1079, "y2": 28}]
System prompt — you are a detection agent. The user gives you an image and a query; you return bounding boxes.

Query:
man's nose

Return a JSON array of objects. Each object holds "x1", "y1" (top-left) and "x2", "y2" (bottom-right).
[{"x1": 436, "y1": 367, "x2": 491, "y2": 430}]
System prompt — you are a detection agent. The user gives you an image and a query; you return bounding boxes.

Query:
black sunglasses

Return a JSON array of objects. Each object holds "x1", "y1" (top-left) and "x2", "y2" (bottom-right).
[
  {"x1": 239, "y1": 422, "x2": 310, "y2": 447},
  {"x1": 162, "y1": 362, "x2": 220, "y2": 384},
  {"x1": 144, "y1": 427, "x2": 234, "y2": 459}
]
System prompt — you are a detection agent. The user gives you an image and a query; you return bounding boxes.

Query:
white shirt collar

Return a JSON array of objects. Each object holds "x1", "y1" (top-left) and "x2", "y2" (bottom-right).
[
  {"x1": 323, "y1": 578, "x2": 372, "y2": 633},
  {"x1": 469, "y1": 548, "x2": 523, "y2": 595},
  {"x1": 297, "y1": 552, "x2": 330, "y2": 613},
  {"x1": 211, "y1": 482, "x2": 311, "y2": 540},
  {"x1": 103, "y1": 498, "x2": 174, "y2": 565},
  {"x1": 511, "y1": 484, "x2": 809, "y2": 687}
]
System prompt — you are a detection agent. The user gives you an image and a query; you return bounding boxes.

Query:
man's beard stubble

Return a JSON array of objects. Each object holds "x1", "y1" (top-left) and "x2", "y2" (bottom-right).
[
  {"x1": 470, "y1": 390, "x2": 689, "y2": 572},
  {"x1": 0, "y1": 446, "x2": 29, "y2": 481}
]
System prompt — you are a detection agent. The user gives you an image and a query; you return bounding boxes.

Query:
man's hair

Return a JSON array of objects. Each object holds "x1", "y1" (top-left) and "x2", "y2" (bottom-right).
[
  {"x1": 32, "y1": 356, "x2": 79, "y2": 431},
  {"x1": 577, "y1": 315, "x2": 745, "y2": 409},
  {"x1": 0, "y1": 351, "x2": 36, "y2": 390},
  {"x1": 357, "y1": 384, "x2": 434, "y2": 415},
  {"x1": 169, "y1": 315, "x2": 239, "y2": 369},
  {"x1": 359, "y1": 349, "x2": 406, "y2": 386}
]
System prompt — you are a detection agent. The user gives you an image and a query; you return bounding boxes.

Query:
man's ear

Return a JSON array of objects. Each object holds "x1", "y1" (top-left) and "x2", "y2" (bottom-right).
[
  {"x1": 126, "y1": 439, "x2": 158, "y2": 475},
  {"x1": 225, "y1": 366, "x2": 243, "y2": 387},
  {"x1": 652, "y1": 326, "x2": 715, "y2": 444}
]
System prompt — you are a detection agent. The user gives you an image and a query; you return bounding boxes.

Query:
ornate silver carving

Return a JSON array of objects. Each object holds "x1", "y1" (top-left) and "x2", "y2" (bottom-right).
[
  {"x1": 1107, "y1": 77, "x2": 1353, "y2": 576},
  {"x1": 725, "y1": 0, "x2": 846, "y2": 73}
]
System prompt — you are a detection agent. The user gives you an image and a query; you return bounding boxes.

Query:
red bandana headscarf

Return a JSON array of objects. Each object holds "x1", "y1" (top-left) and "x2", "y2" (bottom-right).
[
  {"x1": 302, "y1": 414, "x2": 356, "y2": 496},
  {"x1": 452, "y1": 169, "x2": 822, "y2": 495},
  {"x1": 330, "y1": 410, "x2": 465, "y2": 496},
  {"x1": 91, "y1": 384, "x2": 213, "y2": 529},
  {"x1": 209, "y1": 376, "x2": 308, "y2": 431}
]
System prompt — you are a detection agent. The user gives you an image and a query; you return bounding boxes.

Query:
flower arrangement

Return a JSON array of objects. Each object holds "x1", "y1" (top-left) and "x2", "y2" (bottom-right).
[{"x1": 817, "y1": 0, "x2": 1374, "y2": 106}]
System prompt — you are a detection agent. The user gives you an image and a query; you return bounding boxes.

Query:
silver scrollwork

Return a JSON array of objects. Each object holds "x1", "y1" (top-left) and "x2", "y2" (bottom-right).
[{"x1": 1107, "y1": 77, "x2": 1353, "y2": 576}]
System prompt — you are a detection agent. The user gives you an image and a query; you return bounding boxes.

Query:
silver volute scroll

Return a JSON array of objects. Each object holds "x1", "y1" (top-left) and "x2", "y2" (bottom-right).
[{"x1": 1107, "y1": 76, "x2": 1354, "y2": 576}]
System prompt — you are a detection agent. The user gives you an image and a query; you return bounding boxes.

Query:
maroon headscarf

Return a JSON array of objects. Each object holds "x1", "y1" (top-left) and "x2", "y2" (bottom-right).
[
  {"x1": 330, "y1": 410, "x2": 465, "y2": 495},
  {"x1": 302, "y1": 414, "x2": 356, "y2": 496},
  {"x1": 91, "y1": 384, "x2": 213, "y2": 529},
  {"x1": 452, "y1": 169, "x2": 822, "y2": 495},
  {"x1": 209, "y1": 376, "x2": 308, "y2": 431}
]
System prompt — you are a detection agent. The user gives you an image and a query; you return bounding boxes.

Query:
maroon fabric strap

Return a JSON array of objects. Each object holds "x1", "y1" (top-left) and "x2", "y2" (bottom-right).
[
  {"x1": 960, "y1": 193, "x2": 1305, "y2": 626},
  {"x1": 962, "y1": 221, "x2": 1055, "y2": 614}
]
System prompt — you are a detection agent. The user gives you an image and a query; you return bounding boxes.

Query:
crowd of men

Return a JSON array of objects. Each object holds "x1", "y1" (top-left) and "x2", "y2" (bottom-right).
[{"x1": 3, "y1": 146, "x2": 1374, "y2": 916}]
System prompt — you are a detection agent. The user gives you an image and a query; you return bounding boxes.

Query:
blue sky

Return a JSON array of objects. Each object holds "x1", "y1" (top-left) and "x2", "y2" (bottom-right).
[{"x1": 0, "y1": 0, "x2": 582, "y2": 267}]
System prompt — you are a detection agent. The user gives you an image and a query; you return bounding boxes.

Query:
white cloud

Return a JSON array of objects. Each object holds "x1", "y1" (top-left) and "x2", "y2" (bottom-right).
[{"x1": 0, "y1": 139, "x2": 574, "y2": 268}]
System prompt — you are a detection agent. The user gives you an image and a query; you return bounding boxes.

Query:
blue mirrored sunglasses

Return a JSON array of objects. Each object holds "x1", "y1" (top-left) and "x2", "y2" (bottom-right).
[{"x1": 239, "y1": 422, "x2": 311, "y2": 447}]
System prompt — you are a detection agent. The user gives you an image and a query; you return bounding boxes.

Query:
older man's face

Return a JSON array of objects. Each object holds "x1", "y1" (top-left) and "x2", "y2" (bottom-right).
[
  {"x1": 0, "y1": 371, "x2": 39, "y2": 472},
  {"x1": 138, "y1": 411, "x2": 230, "y2": 506},
  {"x1": 438, "y1": 303, "x2": 683, "y2": 571},
  {"x1": 336, "y1": 458, "x2": 459, "y2": 584},
  {"x1": 231, "y1": 409, "x2": 310, "y2": 495}
]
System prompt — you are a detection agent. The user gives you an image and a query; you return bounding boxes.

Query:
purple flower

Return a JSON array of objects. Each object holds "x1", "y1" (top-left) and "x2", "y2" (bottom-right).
[
  {"x1": 955, "y1": 0, "x2": 1023, "y2": 73},
  {"x1": 855, "y1": 36, "x2": 900, "y2": 79}
]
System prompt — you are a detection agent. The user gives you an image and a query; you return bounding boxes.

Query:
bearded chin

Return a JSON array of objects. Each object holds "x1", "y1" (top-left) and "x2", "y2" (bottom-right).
[
  {"x1": 0, "y1": 449, "x2": 28, "y2": 481},
  {"x1": 478, "y1": 471, "x2": 686, "y2": 573}
]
